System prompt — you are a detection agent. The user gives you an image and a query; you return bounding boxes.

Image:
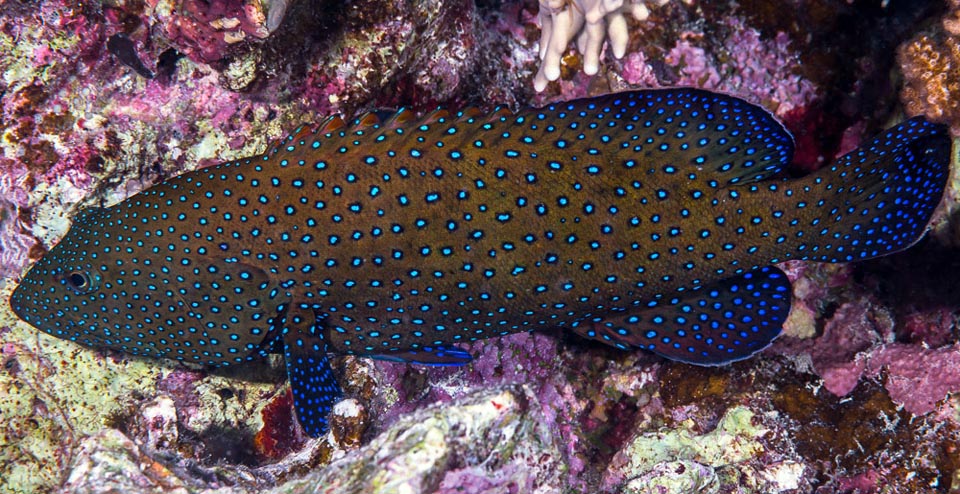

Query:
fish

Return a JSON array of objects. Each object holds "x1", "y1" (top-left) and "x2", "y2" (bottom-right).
[
  {"x1": 9, "y1": 88, "x2": 951, "y2": 437},
  {"x1": 107, "y1": 33, "x2": 155, "y2": 80}
]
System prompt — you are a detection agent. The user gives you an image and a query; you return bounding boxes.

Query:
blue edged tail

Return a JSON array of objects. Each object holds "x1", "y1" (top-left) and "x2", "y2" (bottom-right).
[
  {"x1": 571, "y1": 115, "x2": 950, "y2": 366},
  {"x1": 791, "y1": 117, "x2": 951, "y2": 263}
]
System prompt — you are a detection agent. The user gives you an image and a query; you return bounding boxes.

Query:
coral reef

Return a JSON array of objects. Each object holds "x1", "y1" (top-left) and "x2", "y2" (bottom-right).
[
  {"x1": 57, "y1": 386, "x2": 566, "y2": 494},
  {"x1": 300, "y1": 386, "x2": 565, "y2": 494},
  {"x1": 604, "y1": 406, "x2": 806, "y2": 493},
  {"x1": 617, "y1": 16, "x2": 816, "y2": 117},
  {"x1": 900, "y1": 0, "x2": 960, "y2": 136},
  {"x1": 141, "y1": 0, "x2": 271, "y2": 66},
  {"x1": 0, "y1": 0, "x2": 958, "y2": 493}
]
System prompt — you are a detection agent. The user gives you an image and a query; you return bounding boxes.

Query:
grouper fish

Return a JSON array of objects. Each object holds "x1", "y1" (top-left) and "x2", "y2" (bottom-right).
[{"x1": 9, "y1": 88, "x2": 951, "y2": 437}]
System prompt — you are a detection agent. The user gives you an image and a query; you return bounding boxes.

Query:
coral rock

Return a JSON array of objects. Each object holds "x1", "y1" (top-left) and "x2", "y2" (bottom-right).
[
  {"x1": 135, "y1": 395, "x2": 180, "y2": 452},
  {"x1": 61, "y1": 429, "x2": 193, "y2": 494},
  {"x1": 145, "y1": 0, "x2": 270, "y2": 65},
  {"x1": 899, "y1": 1, "x2": 960, "y2": 135},
  {"x1": 604, "y1": 406, "x2": 808, "y2": 493},
  {"x1": 285, "y1": 385, "x2": 565, "y2": 494}
]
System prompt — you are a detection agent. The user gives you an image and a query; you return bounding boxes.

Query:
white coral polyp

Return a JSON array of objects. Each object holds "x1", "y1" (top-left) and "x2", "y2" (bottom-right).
[{"x1": 534, "y1": 0, "x2": 675, "y2": 91}]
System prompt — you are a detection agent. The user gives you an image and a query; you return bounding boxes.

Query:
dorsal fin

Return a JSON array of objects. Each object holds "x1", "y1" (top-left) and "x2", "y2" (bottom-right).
[
  {"x1": 264, "y1": 125, "x2": 309, "y2": 155},
  {"x1": 520, "y1": 88, "x2": 795, "y2": 186},
  {"x1": 278, "y1": 89, "x2": 794, "y2": 189},
  {"x1": 484, "y1": 106, "x2": 515, "y2": 124},
  {"x1": 353, "y1": 111, "x2": 383, "y2": 129},
  {"x1": 457, "y1": 107, "x2": 484, "y2": 119},
  {"x1": 382, "y1": 107, "x2": 416, "y2": 129},
  {"x1": 315, "y1": 115, "x2": 346, "y2": 134},
  {"x1": 287, "y1": 125, "x2": 313, "y2": 143},
  {"x1": 371, "y1": 108, "x2": 398, "y2": 121},
  {"x1": 423, "y1": 108, "x2": 451, "y2": 124}
]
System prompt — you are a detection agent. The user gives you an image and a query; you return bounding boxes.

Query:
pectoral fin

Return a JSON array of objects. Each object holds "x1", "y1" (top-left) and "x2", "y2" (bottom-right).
[{"x1": 279, "y1": 303, "x2": 342, "y2": 437}]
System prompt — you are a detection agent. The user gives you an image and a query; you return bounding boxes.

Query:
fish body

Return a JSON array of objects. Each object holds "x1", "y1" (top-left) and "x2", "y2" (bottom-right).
[{"x1": 10, "y1": 89, "x2": 951, "y2": 436}]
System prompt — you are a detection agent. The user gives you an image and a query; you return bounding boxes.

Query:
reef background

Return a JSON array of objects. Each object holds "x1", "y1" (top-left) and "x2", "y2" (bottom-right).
[{"x1": 1, "y1": 0, "x2": 959, "y2": 493}]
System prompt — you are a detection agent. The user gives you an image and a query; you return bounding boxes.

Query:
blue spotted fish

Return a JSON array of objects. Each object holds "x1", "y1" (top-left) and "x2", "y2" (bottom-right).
[{"x1": 9, "y1": 89, "x2": 951, "y2": 436}]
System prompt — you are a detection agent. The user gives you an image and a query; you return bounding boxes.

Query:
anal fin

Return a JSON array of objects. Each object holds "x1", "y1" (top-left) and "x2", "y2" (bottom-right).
[
  {"x1": 280, "y1": 303, "x2": 342, "y2": 437},
  {"x1": 572, "y1": 266, "x2": 792, "y2": 365}
]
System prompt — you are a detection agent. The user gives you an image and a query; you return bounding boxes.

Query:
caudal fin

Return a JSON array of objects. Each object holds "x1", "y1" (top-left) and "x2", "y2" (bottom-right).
[{"x1": 798, "y1": 117, "x2": 951, "y2": 263}]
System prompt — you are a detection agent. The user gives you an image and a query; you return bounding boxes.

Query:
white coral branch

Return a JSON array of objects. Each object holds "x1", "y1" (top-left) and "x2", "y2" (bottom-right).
[{"x1": 534, "y1": 0, "x2": 686, "y2": 91}]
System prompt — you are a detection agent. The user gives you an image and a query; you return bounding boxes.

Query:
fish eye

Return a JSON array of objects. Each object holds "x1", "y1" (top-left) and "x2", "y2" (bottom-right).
[
  {"x1": 62, "y1": 270, "x2": 96, "y2": 294},
  {"x1": 68, "y1": 272, "x2": 89, "y2": 289}
]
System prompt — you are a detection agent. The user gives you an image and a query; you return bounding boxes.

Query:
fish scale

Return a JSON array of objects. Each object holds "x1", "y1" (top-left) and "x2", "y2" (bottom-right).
[
  {"x1": 282, "y1": 91, "x2": 792, "y2": 353},
  {"x1": 10, "y1": 88, "x2": 951, "y2": 436}
]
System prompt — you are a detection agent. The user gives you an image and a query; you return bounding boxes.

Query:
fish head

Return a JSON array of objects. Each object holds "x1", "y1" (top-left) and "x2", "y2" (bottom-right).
[
  {"x1": 10, "y1": 207, "x2": 118, "y2": 350},
  {"x1": 10, "y1": 206, "x2": 278, "y2": 366}
]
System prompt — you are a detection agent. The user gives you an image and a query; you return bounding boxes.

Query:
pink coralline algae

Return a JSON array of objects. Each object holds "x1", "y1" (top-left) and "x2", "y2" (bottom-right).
[
  {"x1": 296, "y1": 0, "x2": 530, "y2": 116},
  {"x1": 797, "y1": 300, "x2": 891, "y2": 396},
  {"x1": 621, "y1": 17, "x2": 817, "y2": 118},
  {"x1": 141, "y1": 0, "x2": 270, "y2": 66},
  {"x1": 808, "y1": 333, "x2": 960, "y2": 417},
  {"x1": 867, "y1": 345, "x2": 960, "y2": 415},
  {"x1": 900, "y1": 307, "x2": 957, "y2": 347},
  {"x1": 774, "y1": 255, "x2": 960, "y2": 416}
]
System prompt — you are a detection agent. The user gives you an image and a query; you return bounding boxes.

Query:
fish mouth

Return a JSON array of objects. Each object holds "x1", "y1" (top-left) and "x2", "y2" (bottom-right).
[
  {"x1": 7, "y1": 284, "x2": 32, "y2": 324},
  {"x1": 8, "y1": 285, "x2": 79, "y2": 336}
]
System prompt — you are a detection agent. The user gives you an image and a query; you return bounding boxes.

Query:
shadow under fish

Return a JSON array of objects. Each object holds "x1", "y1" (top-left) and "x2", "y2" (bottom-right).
[{"x1": 9, "y1": 88, "x2": 952, "y2": 437}]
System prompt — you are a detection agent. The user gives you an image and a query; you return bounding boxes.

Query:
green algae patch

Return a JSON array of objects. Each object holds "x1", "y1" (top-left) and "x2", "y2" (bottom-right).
[
  {"x1": 0, "y1": 284, "x2": 160, "y2": 494},
  {"x1": 613, "y1": 406, "x2": 773, "y2": 494}
]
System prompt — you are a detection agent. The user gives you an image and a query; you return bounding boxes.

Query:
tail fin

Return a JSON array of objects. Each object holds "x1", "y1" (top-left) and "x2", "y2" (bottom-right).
[{"x1": 798, "y1": 117, "x2": 951, "y2": 263}]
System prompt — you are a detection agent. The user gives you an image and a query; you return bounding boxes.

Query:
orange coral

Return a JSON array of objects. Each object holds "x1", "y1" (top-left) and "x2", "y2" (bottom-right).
[{"x1": 898, "y1": 3, "x2": 960, "y2": 135}]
